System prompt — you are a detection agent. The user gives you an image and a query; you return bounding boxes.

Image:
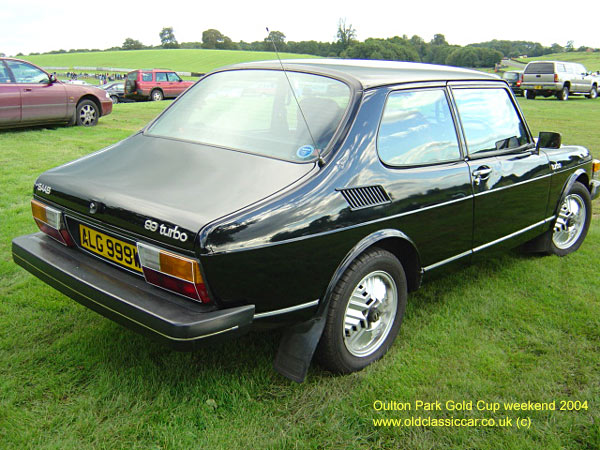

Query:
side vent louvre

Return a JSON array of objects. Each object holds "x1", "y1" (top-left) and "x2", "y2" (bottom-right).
[{"x1": 338, "y1": 185, "x2": 391, "y2": 210}]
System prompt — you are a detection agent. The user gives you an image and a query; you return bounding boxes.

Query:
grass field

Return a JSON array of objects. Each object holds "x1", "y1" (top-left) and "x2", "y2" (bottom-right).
[
  {"x1": 523, "y1": 51, "x2": 600, "y2": 71},
  {"x1": 0, "y1": 97, "x2": 599, "y2": 449},
  {"x1": 24, "y1": 49, "x2": 319, "y2": 73}
]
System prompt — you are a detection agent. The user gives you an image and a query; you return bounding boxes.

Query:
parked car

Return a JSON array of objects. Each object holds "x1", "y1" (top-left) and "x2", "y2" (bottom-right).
[
  {"x1": 12, "y1": 60, "x2": 599, "y2": 382},
  {"x1": 124, "y1": 69, "x2": 194, "y2": 101},
  {"x1": 501, "y1": 70, "x2": 523, "y2": 96},
  {"x1": 98, "y1": 82, "x2": 127, "y2": 104},
  {"x1": 0, "y1": 58, "x2": 112, "y2": 129},
  {"x1": 521, "y1": 60, "x2": 598, "y2": 100}
]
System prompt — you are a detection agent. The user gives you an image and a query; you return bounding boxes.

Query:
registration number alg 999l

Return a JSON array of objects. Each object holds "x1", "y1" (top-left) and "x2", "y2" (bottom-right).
[{"x1": 79, "y1": 224, "x2": 142, "y2": 273}]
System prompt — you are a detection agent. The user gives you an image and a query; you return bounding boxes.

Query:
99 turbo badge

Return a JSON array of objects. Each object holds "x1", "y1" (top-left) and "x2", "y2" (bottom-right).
[{"x1": 144, "y1": 219, "x2": 188, "y2": 242}]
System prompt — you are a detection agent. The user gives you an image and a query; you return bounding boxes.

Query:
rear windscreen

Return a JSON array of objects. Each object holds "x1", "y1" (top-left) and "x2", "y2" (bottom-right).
[{"x1": 524, "y1": 63, "x2": 554, "y2": 74}]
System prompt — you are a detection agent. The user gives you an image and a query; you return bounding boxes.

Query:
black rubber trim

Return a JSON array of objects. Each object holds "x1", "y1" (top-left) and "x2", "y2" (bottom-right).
[
  {"x1": 12, "y1": 233, "x2": 255, "y2": 348},
  {"x1": 590, "y1": 179, "x2": 600, "y2": 200}
]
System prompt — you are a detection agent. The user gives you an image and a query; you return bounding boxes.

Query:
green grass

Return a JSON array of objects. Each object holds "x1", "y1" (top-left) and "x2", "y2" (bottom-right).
[
  {"x1": 25, "y1": 49, "x2": 319, "y2": 73},
  {"x1": 1, "y1": 98, "x2": 599, "y2": 449},
  {"x1": 523, "y1": 51, "x2": 600, "y2": 71}
]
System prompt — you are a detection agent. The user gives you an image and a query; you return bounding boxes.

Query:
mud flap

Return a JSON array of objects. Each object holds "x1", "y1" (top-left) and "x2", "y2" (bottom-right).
[{"x1": 273, "y1": 312, "x2": 327, "y2": 383}]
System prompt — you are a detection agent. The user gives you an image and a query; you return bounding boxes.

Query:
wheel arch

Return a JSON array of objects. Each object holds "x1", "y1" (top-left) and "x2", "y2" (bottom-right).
[
  {"x1": 556, "y1": 169, "x2": 589, "y2": 213},
  {"x1": 151, "y1": 87, "x2": 164, "y2": 97},
  {"x1": 320, "y1": 229, "x2": 422, "y2": 314},
  {"x1": 78, "y1": 94, "x2": 103, "y2": 117}
]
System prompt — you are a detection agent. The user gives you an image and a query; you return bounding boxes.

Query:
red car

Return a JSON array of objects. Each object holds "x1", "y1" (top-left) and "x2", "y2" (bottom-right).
[
  {"x1": 124, "y1": 69, "x2": 195, "y2": 101},
  {"x1": 0, "y1": 58, "x2": 112, "y2": 129}
]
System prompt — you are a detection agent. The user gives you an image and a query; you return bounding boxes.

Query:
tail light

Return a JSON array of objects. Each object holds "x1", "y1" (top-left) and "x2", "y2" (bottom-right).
[
  {"x1": 516, "y1": 80, "x2": 521, "y2": 87},
  {"x1": 31, "y1": 199, "x2": 74, "y2": 246},
  {"x1": 137, "y1": 242, "x2": 210, "y2": 303},
  {"x1": 554, "y1": 73, "x2": 559, "y2": 82}
]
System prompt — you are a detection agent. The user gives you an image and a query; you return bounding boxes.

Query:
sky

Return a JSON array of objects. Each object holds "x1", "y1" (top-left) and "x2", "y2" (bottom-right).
[{"x1": 2, "y1": 0, "x2": 598, "y2": 57}]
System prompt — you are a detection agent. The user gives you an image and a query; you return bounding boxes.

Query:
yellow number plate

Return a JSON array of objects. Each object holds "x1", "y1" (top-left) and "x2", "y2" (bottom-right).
[
  {"x1": 535, "y1": 85, "x2": 542, "y2": 89},
  {"x1": 79, "y1": 224, "x2": 142, "y2": 273}
]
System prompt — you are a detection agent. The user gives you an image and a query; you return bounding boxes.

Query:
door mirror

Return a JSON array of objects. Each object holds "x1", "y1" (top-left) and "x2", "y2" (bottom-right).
[
  {"x1": 48, "y1": 74, "x2": 57, "y2": 84},
  {"x1": 536, "y1": 131, "x2": 562, "y2": 150}
]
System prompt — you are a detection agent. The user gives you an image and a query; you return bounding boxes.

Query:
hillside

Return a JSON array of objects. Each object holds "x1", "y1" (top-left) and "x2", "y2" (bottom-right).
[
  {"x1": 523, "y1": 51, "x2": 600, "y2": 71},
  {"x1": 25, "y1": 49, "x2": 320, "y2": 73}
]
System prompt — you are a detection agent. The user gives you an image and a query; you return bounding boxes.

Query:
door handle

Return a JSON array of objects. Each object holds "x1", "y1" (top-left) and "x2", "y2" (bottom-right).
[
  {"x1": 472, "y1": 166, "x2": 492, "y2": 186},
  {"x1": 24, "y1": 88, "x2": 32, "y2": 92}
]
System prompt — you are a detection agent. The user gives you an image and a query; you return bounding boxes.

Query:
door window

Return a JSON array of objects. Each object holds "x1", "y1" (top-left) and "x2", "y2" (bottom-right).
[
  {"x1": 5, "y1": 60, "x2": 48, "y2": 83},
  {"x1": 377, "y1": 89, "x2": 461, "y2": 166},
  {"x1": 142, "y1": 72, "x2": 153, "y2": 81},
  {"x1": 453, "y1": 88, "x2": 529, "y2": 156},
  {"x1": 167, "y1": 72, "x2": 181, "y2": 82},
  {"x1": 156, "y1": 72, "x2": 168, "y2": 82},
  {"x1": 0, "y1": 63, "x2": 12, "y2": 83}
]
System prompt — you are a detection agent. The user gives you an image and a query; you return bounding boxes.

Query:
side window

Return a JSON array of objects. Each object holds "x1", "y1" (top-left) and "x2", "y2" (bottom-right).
[
  {"x1": 377, "y1": 89, "x2": 461, "y2": 166},
  {"x1": 142, "y1": 72, "x2": 153, "y2": 82},
  {"x1": 557, "y1": 64, "x2": 565, "y2": 73},
  {"x1": 453, "y1": 88, "x2": 529, "y2": 155},
  {"x1": 0, "y1": 62, "x2": 12, "y2": 83},
  {"x1": 5, "y1": 60, "x2": 48, "y2": 83},
  {"x1": 156, "y1": 72, "x2": 168, "y2": 82},
  {"x1": 167, "y1": 72, "x2": 181, "y2": 82}
]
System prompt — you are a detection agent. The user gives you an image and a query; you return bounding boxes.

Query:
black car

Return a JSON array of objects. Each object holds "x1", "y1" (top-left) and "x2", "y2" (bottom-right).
[
  {"x1": 12, "y1": 60, "x2": 600, "y2": 382},
  {"x1": 98, "y1": 82, "x2": 127, "y2": 104},
  {"x1": 501, "y1": 70, "x2": 524, "y2": 96}
]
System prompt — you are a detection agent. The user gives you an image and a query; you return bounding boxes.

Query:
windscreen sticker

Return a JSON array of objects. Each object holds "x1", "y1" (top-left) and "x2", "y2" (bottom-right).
[{"x1": 296, "y1": 145, "x2": 315, "y2": 159}]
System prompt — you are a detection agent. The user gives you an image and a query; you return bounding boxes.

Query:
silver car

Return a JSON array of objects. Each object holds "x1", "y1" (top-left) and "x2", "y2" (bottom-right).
[{"x1": 521, "y1": 61, "x2": 598, "y2": 100}]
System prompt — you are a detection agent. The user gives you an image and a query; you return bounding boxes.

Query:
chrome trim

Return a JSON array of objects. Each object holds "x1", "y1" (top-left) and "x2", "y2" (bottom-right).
[
  {"x1": 472, "y1": 216, "x2": 555, "y2": 253},
  {"x1": 473, "y1": 173, "x2": 552, "y2": 197},
  {"x1": 13, "y1": 253, "x2": 237, "y2": 342},
  {"x1": 424, "y1": 216, "x2": 555, "y2": 271},
  {"x1": 423, "y1": 250, "x2": 472, "y2": 272},
  {"x1": 254, "y1": 299, "x2": 319, "y2": 319}
]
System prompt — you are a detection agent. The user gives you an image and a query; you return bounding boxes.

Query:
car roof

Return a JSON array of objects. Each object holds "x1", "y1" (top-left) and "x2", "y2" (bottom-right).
[{"x1": 225, "y1": 59, "x2": 500, "y2": 89}]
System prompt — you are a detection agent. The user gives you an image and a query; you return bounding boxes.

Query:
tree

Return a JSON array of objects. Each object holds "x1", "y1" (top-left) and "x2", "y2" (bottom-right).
[
  {"x1": 431, "y1": 33, "x2": 448, "y2": 46},
  {"x1": 159, "y1": 27, "x2": 179, "y2": 49},
  {"x1": 565, "y1": 40, "x2": 574, "y2": 52},
  {"x1": 122, "y1": 38, "x2": 144, "y2": 50},
  {"x1": 265, "y1": 30, "x2": 286, "y2": 45},
  {"x1": 264, "y1": 30, "x2": 286, "y2": 51},
  {"x1": 550, "y1": 43, "x2": 564, "y2": 53},
  {"x1": 202, "y1": 29, "x2": 225, "y2": 49},
  {"x1": 337, "y1": 18, "x2": 356, "y2": 50}
]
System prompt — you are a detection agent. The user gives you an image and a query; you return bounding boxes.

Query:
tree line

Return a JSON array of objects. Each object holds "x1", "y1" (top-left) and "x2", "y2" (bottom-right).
[{"x1": 14, "y1": 22, "x2": 600, "y2": 69}]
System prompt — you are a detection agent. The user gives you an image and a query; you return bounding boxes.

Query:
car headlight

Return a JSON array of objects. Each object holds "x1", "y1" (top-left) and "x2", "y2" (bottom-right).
[{"x1": 105, "y1": 91, "x2": 111, "y2": 99}]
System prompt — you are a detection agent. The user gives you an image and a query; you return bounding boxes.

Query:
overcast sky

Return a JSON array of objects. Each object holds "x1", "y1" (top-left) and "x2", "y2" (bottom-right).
[{"x1": 2, "y1": 0, "x2": 598, "y2": 57}]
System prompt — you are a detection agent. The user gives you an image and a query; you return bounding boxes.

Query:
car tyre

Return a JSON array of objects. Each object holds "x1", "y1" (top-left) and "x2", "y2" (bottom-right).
[
  {"x1": 526, "y1": 90, "x2": 536, "y2": 99},
  {"x1": 110, "y1": 95, "x2": 119, "y2": 104},
  {"x1": 76, "y1": 99, "x2": 99, "y2": 127},
  {"x1": 151, "y1": 89, "x2": 164, "y2": 101},
  {"x1": 544, "y1": 182, "x2": 592, "y2": 256},
  {"x1": 587, "y1": 86, "x2": 597, "y2": 99},
  {"x1": 557, "y1": 86, "x2": 569, "y2": 101},
  {"x1": 315, "y1": 248, "x2": 407, "y2": 374}
]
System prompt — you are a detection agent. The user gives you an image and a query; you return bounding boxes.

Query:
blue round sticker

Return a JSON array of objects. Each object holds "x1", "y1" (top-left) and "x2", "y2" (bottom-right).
[{"x1": 296, "y1": 145, "x2": 315, "y2": 159}]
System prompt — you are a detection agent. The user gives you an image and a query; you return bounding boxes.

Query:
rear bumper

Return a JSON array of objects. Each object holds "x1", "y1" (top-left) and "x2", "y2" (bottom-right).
[
  {"x1": 12, "y1": 233, "x2": 255, "y2": 349},
  {"x1": 521, "y1": 82, "x2": 561, "y2": 92},
  {"x1": 591, "y1": 179, "x2": 600, "y2": 200}
]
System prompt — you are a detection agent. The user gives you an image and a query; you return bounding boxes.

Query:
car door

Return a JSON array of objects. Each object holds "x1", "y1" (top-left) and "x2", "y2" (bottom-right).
[
  {"x1": 5, "y1": 60, "x2": 67, "y2": 123},
  {"x1": 155, "y1": 72, "x2": 169, "y2": 97},
  {"x1": 450, "y1": 84, "x2": 552, "y2": 254},
  {"x1": 167, "y1": 72, "x2": 184, "y2": 96},
  {"x1": 377, "y1": 86, "x2": 474, "y2": 270},
  {"x1": 0, "y1": 61, "x2": 21, "y2": 125}
]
